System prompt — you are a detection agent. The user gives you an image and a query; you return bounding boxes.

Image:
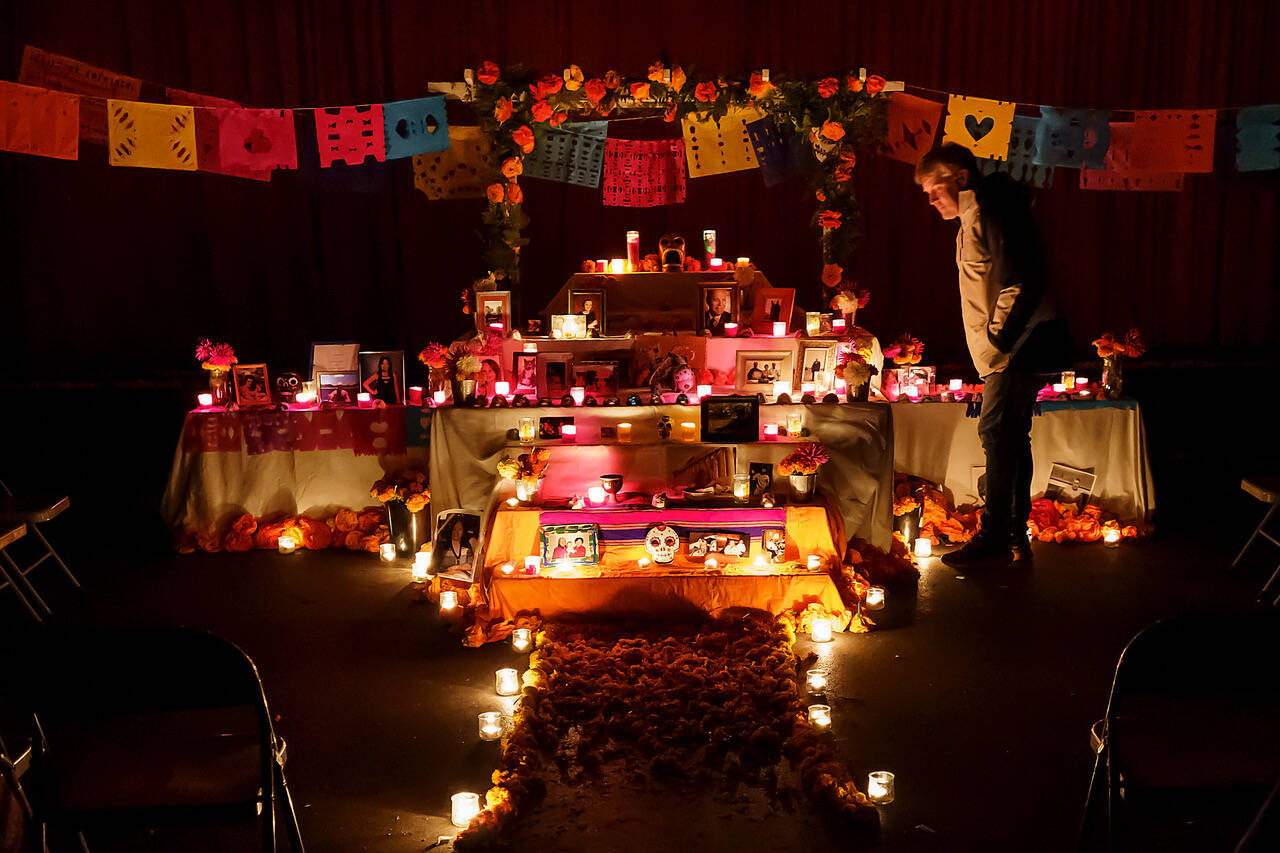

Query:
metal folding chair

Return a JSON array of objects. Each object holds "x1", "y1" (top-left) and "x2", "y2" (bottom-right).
[
  {"x1": 1232, "y1": 477, "x2": 1280, "y2": 605},
  {"x1": 0, "y1": 524, "x2": 46, "y2": 624},
  {"x1": 0, "y1": 479, "x2": 80, "y2": 622}
]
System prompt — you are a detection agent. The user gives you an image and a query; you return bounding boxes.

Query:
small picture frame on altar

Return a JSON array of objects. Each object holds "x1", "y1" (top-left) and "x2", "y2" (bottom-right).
[
  {"x1": 232, "y1": 363, "x2": 272, "y2": 408},
  {"x1": 476, "y1": 291, "x2": 512, "y2": 335},
  {"x1": 538, "y1": 416, "x2": 574, "y2": 440},
  {"x1": 749, "y1": 462, "x2": 773, "y2": 494},
  {"x1": 762, "y1": 528, "x2": 787, "y2": 563},
  {"x1": 540, "y1": 523, "x2": 599, "y2": 566},
  {"x1": 512, "y1": 353, "x2": 539, "y2": 395},
  {"x1": 735, "y1": 351, "x2": 794, "y2": 395},
  {"x1": 699, "y1": 284, "x2": 738, "y2": 336},
  {"x1": 309, "y1": 341, "x2": 359, "y2": 386},
  {"x1": 1042, "y1": 463, "x2": 1096, "y2": 513},
  {"x1": 537, "y1": 353, "x2": 574, "y2": 398},
  {"x1": 688, "y1": 532, "x2": 750, "y2": 559},
  {"x1": 359, "y1": 350, "x2": 406, "y2": 405},
  {"x1": 751, "y1": 287, "x2": 796, "y2": 333},
  {"x1": 568, "y1": 290, "x2": 606, "y2": 337},
  {"x1": 550, "y1": 313, "x2": 588, "y2": 340},
  {"x1": 433, "y1": 510, "x2": 481, "y2": 578},
  {"x1": 700, "y1": 395, "x2": 760, "y2": 443},
  {"x1": 318, "y1": 372, "x2": 359, "y2": 406},
  {"x1": 573, "y1": 361, "x2": 619, "y2": 400},
  {"x1": 799, "y1": 345, "x2": 836, "y2": 386},
  {"x1": 526, "y1": 318, "x2": 544, "y2": 335}
]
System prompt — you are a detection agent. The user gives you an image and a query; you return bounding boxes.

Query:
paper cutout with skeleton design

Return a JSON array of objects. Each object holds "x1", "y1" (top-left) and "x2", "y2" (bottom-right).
[
  {"x1": 315, "y1": 104, "x2": 386, "y2": 167},
  {"x1": 943, "y1": 95, "x2": 1016, "y2": 161},
  {"x1": 107, "y1": 99, "x2": 198, "y2": 170}
]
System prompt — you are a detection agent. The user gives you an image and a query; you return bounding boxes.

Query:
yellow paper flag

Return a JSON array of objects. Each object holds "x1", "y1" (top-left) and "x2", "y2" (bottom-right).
[
  {"x1": 943, "y1": 95, "x2": 1016, "y2": 161},
  {"x1": 412, "y1": 125, "x2": 491, "y2": 199},
  {"x1": 681, "y1": 106, "x2": 764, "y2": 178},
  {"x1": 107, "y1": 99, "x2": 198, "y2": 170}
]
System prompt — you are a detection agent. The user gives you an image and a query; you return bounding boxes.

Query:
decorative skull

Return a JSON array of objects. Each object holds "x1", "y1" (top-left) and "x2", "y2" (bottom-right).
[
  {"x1": 658, "y1": 233, "x2": 686, "y2": 272},
  {"x1": 810, "y1": 127, "x2": 838, "y2": 163},
  {"x1": 645, "y1": 524, "x2": 679, "y2": 564},
  {"x1": 274, "y1": 372, "x2": 301, "y2": 403}
]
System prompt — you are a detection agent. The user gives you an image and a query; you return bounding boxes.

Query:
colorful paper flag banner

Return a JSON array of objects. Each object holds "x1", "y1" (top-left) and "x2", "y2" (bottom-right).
[
  {"x1": 1235, "y1": 105, "x2": 1280, "y2": 173},
  {"x1": 382, "y1": 96, "x2": 449, "y2": 160},
  {"x1": 1079, "y1": 121, "x2": 1184, "y2": 191},
  {"x1": 943, "y1": 95, "x2": 1016, "y2": 161},
  {"x1": 1034, "y1": 107, "x2": 1110, "y2": 169},
  {"x1": 885, "y1": 93, "x2": 944, "y2": 165},
  {"x1": 19, "y1": 45, "x2": 141, "y2": 145},
  {"x1": 744, "y1": 116, "x2": 796, "y2": 187},
  {"x1": 164, "y1": 88, "x2": 271, "y2": 182},
  {"x1": 106, "y1": 99, "x2": 198, "y2": 170},
  {"x1": 217, "y1": 107, "x2": 298, "y2": 173},
  {"x1": 412, "y1": 125, "x2": 491, "y2": 199},
  {"x1": 681, "y1": 106, "x2": 762, "y2": 178},
  {"x1": 0, "y1": 80, "x2": 79, "y2": 160},
  {"x1": 1128, "y1": 110, "x2": 1215, "y2": 173},
  {"x1": 980, "y1": 115, "x2": 1053, "y2": 188},
  {"x1": 602, "y1": 137, "x2": 687, "y2": 207},
  {"x1": 315, "y1": 105, "x2": 386, "y2": 167},
  {"x1": 523, "y1": 121, "x2": 608, "y2": 187}
]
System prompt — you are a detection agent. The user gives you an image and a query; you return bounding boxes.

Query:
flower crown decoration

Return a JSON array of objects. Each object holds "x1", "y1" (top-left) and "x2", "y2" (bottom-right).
[
  {"x1": 370, "y1": 470, "x2": 431, "y2": 512},
  {"x1": 778, "y1": 442, "x2": 830, "y2": 476},
  {"x1": 195, "y1": 338, "x2": 237, "y2": 369},
  {"x1": 1093, "y1": 329, "x2": 1146, "y2": 359},
  {"x1": 497, "y1": 447, "x2": 551, "y2": 484},
  {"x1": 883, "y1": 333, "x2": 924, "y2": 366}
]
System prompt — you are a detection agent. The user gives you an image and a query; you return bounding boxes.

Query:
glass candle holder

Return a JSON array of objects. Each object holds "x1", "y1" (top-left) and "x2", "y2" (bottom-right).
[
  {"x1": 412, "y1": 552, "x2": 431, "y2": 580},
  {"x1": 708, "y1": 257, "x2": 723, "y2": 270},
  {"x1": 617, "y1": 422, "x2": 632, "y2": 443},
  {"x1": 587, "y1": 486, "x2": 606, "y2": 505},
  {"x1": 277, "y1": 535, "x2": 299, "y2": 554},
  {"x1": 439, "y1": 590, "x2": 458, "y2": 611},
  {"x1": 494, "y1": 381, "x2": 510, "y2": 397},
  {"x1": 433, "y1": 390, "x2": 447, "y2": 406},
  {"x1": 808, "y1": 704, "x2": 832, "y2": 728},
  {"x1": 379, "y1": 543, "x2": 396, "y2": 562},
  {"x1": 832, "y1": 318, "x2": 846, "y2": 333},
  {"x1": 806, "y1": 312, "x2": 822, "y2": 336},
  {"x1": 294, "y1": 391, "x2": 317, "y2": 407},
  {"x1": 518, "y1": 417, "x2": 536, "y2": 443},
  {"x1": 523, "y1": 556, "x2": 541, "y2": 575},
  {"x1": 733, "y1": 473, "x2": 751, "y2": 504},
  {"x1": 197, "y1": 392, "x2": 214, "y2": 408},
  {"x1": 696, "y1": 383, "x2": 712, "y2": 399},
  {"x1": 681, "y1": 421, "x2": 697, "y2": 442},
  {"x1": 610, "y1": 258, "x2": 626, "y2": 274},
  {"x1": 626, "y1": 230, "x2": 640, "y2": 270},
  {"x1": 865, "y1": 586, "x2": 886, "y2": 610},
  {"x1": 1103, "y1": 528, "x2": 1122, "y2": 548},
  {"x1": 724, "y1": 322, "x2": 738, "y2": 337},
  {"x1": 512, "y1": 628, "x2": 532, "y2": 652},
  {"x1": 495, "y1": 668, "x2": 520, "y2": 696},
  {"x1": 357, "y1": 392, "x2": 373, "y2": 408},
  {"x1": 913, "y1": 538, "x2": 932, "y2": 558},
  {"x1": 478, "y1": 711, "x2": 502, "y2": 741},
  {"x1": 1061, "y1": 370, "x2": 1076, "y2": 388},
  {"x1": 595, "y1": 259, "x2": 608, "y2": 273},
  {"x1": 772, "y1": 321, "x2": 787, "y2": 337},
  {"x1": 702, "y1": 228, "x2": 717, "y2": 258},
  {"x1": 867, "y1": 771, "x2": 895, "y2": 804},
  {"x1": 949, "y1": 378, "x2": 963, "y2": 392},
  {"x1": 451, "y1": 792, "x2": 480, "y2": 827},
  {"x1": 806, "y1": 668, "x2": 828, "y2": 692},
  {"x1": 787, "y1": 413, "x2": 803, "y2": 436},
  {"x1": 763, "y1": 423, "x2": 779, "y2": 440},
  {"x1": 800, "y1": 382, "x2": 816, "y2": 396},
  {"x1": 811, "y1": 617, "x2": 833, "y2": 643},
  {"x1": 1052, "y1": 383, "x2": 1066, "y2": 393},
  {"x1": 561, "y1": 424, "x2": 577, "y2": 443},
  {"x1": 736, "y1": 257, "x2": 750, "y2": 267}
]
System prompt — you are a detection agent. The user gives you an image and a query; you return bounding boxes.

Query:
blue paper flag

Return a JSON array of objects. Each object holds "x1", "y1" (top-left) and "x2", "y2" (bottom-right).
[
  {"x1": 745, "y1": 117, "x2": 813, "y2": 187},
  {"x1": 523, "y1": 121, "x2": 608, "y2": 187},
  {"x1": 1034, "y1": 107, "x2": 1110, "y2": 169},
  {"x1": 980, "y1": 115, "x2": 1053, "y2": 188},
  {"x1": 1236, "y1": 105, "x2": 1280, "y2": 172},
  {"x1": 382, "y1": 96, "x2": 449, "y2": 160}
]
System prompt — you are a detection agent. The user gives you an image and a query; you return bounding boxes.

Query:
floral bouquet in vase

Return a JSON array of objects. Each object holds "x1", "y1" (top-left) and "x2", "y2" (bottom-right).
[
  {"x1": 778, "y1": 442, "x2": 829, "y2": 502},
  {"x1": 498, "y1": 447, "x2": 551, "y2": 503},
  {"x1": 1092, "y1": 329, "x2": 1144, "y2": 400},
  {"x1": 836, "y1": 345, "x2": 878, "y2": 402},
  {"x1": 370, "y1": 470, "x2": 431, "y2": 556},
  {"x1": 195, "y1": 338, "x2": 237, "y2": 405},
  {"x1": 881, "y1": 333, "x2": 931, "y2": 401}
]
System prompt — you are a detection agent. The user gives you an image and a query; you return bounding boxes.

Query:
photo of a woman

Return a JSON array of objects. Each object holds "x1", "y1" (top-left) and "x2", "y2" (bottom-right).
[
  {"x1": 432, "y1": 512, "x2": 480, "y2": 574},
  {"x1": 362, "y1": 356, "x2": 403, "y2": 404},
  {"x1": 476, "y1": 358, "x2": 501, "y2": 397},
  {"x1": 569, "y1": 290, "x2": 605, "y2": 336}
]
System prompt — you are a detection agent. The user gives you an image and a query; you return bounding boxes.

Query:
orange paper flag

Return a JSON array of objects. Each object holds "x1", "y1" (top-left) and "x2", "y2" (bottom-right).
[
  {"x1": 106, "y1": 99, "x2": 198, "y2": 170},
  {"x1": 0, "y1": 80, "x2": 79, "y2": 160}
]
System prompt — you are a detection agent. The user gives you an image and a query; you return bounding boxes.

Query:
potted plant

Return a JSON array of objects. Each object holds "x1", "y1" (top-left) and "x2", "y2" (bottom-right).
[
  {"x1": 195, "y1": 338, "x2": 237, "y2": 405},
  {"x1": 371, "y1": 470, "x2": 431, "y2": 557},
  {"x1": 778, "y1": 442, "x2": 829, "y2": 502},
  {"x1": 498, "y1": 447, "x2": 551, "y2": 504},
  {"x1": 1092, "y1": 328, "x2": 1144, "y2": 400}
]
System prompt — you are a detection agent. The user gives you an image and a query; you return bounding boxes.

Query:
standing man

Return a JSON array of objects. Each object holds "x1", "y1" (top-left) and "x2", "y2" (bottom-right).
[{"x1": 915, "y1": 143, "x2": 1071, "y2": 567}]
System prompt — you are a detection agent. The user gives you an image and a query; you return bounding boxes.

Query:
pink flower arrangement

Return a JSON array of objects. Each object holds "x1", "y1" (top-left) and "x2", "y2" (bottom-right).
[
  {"x1": 195, "y1": 338, "x2": 237, "y2": 369},
  {"x1": 883, "y1": 333, "x2": 925, "y2": 366},
  {"x1": 778, "y1": 442, "x2": 829, "y2": 476}
]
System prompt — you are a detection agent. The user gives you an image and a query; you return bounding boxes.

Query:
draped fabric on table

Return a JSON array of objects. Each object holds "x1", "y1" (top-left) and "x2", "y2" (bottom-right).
[
  {"x1": 890, "y1": 400, "x2": 1156, "y2": 522},
  {"x1": 428, "y1": 403, "x2": 895, "y2": 550}
]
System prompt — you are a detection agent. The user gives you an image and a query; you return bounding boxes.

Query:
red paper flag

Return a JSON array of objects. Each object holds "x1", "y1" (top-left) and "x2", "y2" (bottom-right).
[
  {"x1": 602, "y1": 138, "x2": 687, "y2": 207},
  {"x1": 216, "y1": 107, "x2": 298, "y2": 172},
  {"x1": 1079, "y1": 121, "x2": 1185, "y2": 192},
  {"x1": 0, "y1": 80, "x2": 79, "y2": 160},
  {"x1": 314, "y1": 105, "x2": 385, "y2": 167},
  {"x1": 885, "y1": 93, "x2": 944, "y2": 165},
  {"x1": 1128, "y1": 110, "x2": 1215, "y2": 173},
  {"x1": 165, "y1": 87, "x2": 272, "y2": 182},
  {"x1": 18, "y1": 45, "x2": 141, "y2": 144}
]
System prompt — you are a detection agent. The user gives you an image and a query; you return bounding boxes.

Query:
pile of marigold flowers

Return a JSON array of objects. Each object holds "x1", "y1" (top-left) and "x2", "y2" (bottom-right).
[{"x1": 175, "y1": 506, "x2": 391, "y2": 554}]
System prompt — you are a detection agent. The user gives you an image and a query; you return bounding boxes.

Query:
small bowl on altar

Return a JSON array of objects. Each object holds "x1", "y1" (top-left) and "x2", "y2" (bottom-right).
[{"x1": 600, "y1": 474, "x2": 623, "y2": 503}]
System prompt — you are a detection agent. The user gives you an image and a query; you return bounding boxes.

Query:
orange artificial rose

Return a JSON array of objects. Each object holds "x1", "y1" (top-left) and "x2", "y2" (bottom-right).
[
  {"x1": 603, "y1": 70, "x2": 622, "y2": 89},
  {"x1": 506, "y1": 182, "x2": 523, "y2": 204},
  {"x1": 501, "y1": 157, "x2": 523, "y2": 179},
  {"x1": 748, "y1": 73, "x2": 774, "y2": 97},
  {"x1": 817, "y1": 77, "x2": 839, "y2": 98},
  {"x1": 821, "y1": 263, "x2": 844, "y2": 288},
  {"x1": 866, "y1": 75, "x2": 886, "y2": 95},
  {"x1": 531, "y1": 100, "x2": 554, "y2": 123},
  {"x1": 487, "y1": 183, "x2": 505, "y2": 203},
  {"x1": 549, "y1": 111, "x2": 568, "y2": 127},
  {"x1": 477, "y1": 61, "x2": 500, "y2": 85},
  {"x1": 821, "y1": 120, "x2": 846, "y2": 141},
  {"x1": 493, "y1": 97, "x2": 513, "y2": 123},
  {"x1": 585, "y1": 78, "x2": 607, "y2": 104},
  {"x1": 847, "y1": 76, "x2": 864, "y2": 93},
  {"x1": 511, "y1": 125, "x2": 535, "y2": 153},
  {"x1": 647, "y1": 61, "x2": 665, "y2": 82},
  {"x1": 694, "y1": 81, "x2": 718, "y2": 102},
  {"x1": 629, "y1": 81, "x2": 651, "y2": 101},
  {"x1": 530, "y1": 74, "x2": 563, "y2": 100},
  {"x1": 563, "y1": 64, "x2": 584, "y2": 91},
  {"x1": 818, "y1": 210, "x2": 842, "y2": 229},
  {"x1": 670, "y1": 65, "x2": 687, "y2": 91}
]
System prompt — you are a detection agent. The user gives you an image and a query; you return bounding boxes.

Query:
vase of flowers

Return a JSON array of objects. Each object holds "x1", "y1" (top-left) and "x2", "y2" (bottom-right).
[
  {"x1": 779, "y1": 442, "x2": 829, "y2": 503},
  {"x1": 1092, "y1": 329, "x2": 1144, "y2": 400},
  {"x1": 838, "y1": 349, "x2": 877, "y2": 403},
  {"x1": 882, "y1": 333, "x2": 929, "y2": 400},
  {"x1": 421, "y1": 334, "x2": 499, "y2": 405},
  {"x1": 196, "y1": 338, "x2": 238, "y2": 405},
  {"x1": 829, "y1": 282, "x2": 871, "y2": 335},
  {"x1": 498, "y1": 447, "x2": 551, "y2": 505},
  {"x1": 371, "y1": 471, "x2": 431, "y2": 557}
]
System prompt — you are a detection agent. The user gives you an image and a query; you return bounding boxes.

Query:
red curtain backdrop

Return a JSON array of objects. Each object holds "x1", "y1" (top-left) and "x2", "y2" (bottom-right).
[{"x1": 2, "y1": 0, "x2": 1277, "y2": 380}]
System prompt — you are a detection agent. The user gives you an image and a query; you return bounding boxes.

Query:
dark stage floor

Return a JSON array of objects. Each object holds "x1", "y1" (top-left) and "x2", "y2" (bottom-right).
[{"x1": 4, "y1": 516, "x2": 1270, "y2": 852}]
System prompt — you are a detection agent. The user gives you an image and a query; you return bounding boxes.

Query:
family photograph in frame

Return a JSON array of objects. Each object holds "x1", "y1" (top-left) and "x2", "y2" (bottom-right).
[
  {"x1": 232, "y1": 363, "x2": 272, "y2": 408},
  {"x1": 699, "y1": 284, "x2": 737, "y2": 336},
  {"x1": 476, "y1": 291, "x2": 512, "y2": 335},
  {"x1": 735, "y1": 351, "x2": 794, "y2": 395},
  {"x1": 572, "y1": 361, "x2": 618, "y2": 400},
  {"x1": 799, "y1": 345, "x2": 836, "y2": 385},
  {"x1": 568, "y1": 290, "x2": 606, "y2": 337},
  {"x1": 309, "y1": 341, "x2": 359, "y2": 386},
  {"x1": 359, "y1": 350, "x2": 406, "y2": 405},
  {"x1": 550, "y1": 313, "x2": 589, "y2": 340}
]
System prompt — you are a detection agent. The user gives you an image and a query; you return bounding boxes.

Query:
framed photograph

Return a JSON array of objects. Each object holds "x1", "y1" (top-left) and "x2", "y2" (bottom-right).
[
  {"x1": 538, "y1": 416, "x2": 574, "y2": 440},
  {"x1": 749, "y1": 462, "x2": 773, "y2": 495},
  {"x1": 310, "y1": 341, "x2": 359, "y2": 386},
  {"x1": 432, "y1": 510, "x2": 481, "y2": 579},
  {"x1": 688, "y1": 532, "x2": 750, "y2": 559},
  {"x1": 359, "y1": 350, "x2": 406, "y2": 405},
  {"x1": 537, "y1": 353, "x2": 574, "y2": 398},
  {"x1": 751, "y1": 287, "x2": 796, "y2": 333},
  {"x1": 318, "y1": 372, "x2": 360, "y2": 406},
  {"x1": 735, "y1": 351, "x2": 794, "y2": 395},
  {"x1": 540, "y1": 523, "x2": 600, "y2": 566},
  {"x1": 568, "y1": 290, "x2": 606, "y2": 337},
  {"x1": 762, "y1": 528, "x2": 787, "y2": 564},
  {"x1": 1042, "y1": 463, "x2": 1096, "y2": 512},
  {"x1": 550, "y1": 314, "x2": 588, "y2": 340},
  {"x1": 798, "y1": 345, "x2": 837, "y2": 386},
  {"x1": 526, "y1": 318, "x2": 544, "y2": 335},
  {"x1": 232, "y1": 363, "x2": 272, "y2": 408},
  {"x1": 700, "y1": 395, "x2": 760, "y2": 443},
  {"x1": 699, "y1": 284, "x2": 738, "y2": 336},
  {"x1": 476, "y1": 290, "x2": 512, "y2": 335},
  {"x1": 572, "y1": 361, "x2": 619, "y2": 400},
  {"x1": 511, "y1": 352, "x2": 539, "y2": 395},
  {"x1": 472, "y1": 355, "x2": 504, "y2": 398}
]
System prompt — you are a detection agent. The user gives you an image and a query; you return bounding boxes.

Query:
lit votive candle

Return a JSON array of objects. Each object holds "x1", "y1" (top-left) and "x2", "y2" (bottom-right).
[
  {"x1": 733, "y1": 473, "x2": 751, "y2": 504},
  {"x1": 499, "y1": 562, "x2": 515, "y2": 576},
  {"x1": 197, "y1": 392, "x2": 214, "y2": 408},
  {"x1": 949, "y1": 378, "x2": 963, "y2": 392},
  {"x1": 357, "y1": 392, "x2": 373, "y2": 408},
  {"x1": 610, "y1": 258, "x2": 626, "y2": 274},
  {"x1": 708, "y1": 257, "x2": 723, "y2": 270},
  {"x1": 808, "y1": 704, "x2": 832, "y2": 728},
  {"x1": 806, "y1": 668, "x2": 828, "y2": 692},
  {"x1": 681, "y1": 421, "x2": 697, "y2": 442},
  {"x1": 832, "y1": 318, "x2": 847, "y2": 335},
  {"x1": 451, "y1": 792, "x2": 480, "y2": 827},
  {"x1": 811, "y1": 617, "x2": 834, "y2": 643},
  {"x1": 867, "y1": 771, "x2": 895, "y2": 804},
  {"x1": 379, "y1": 543, "x2": 396, "y2": 562},
  {"x1": 764, "y1": 423, "x2": 780, "y2": 439},
  {"x1": 736, "y1": 257, "x2": 750, "y2": 267},
  {"x1": 512, "y1": 627, "x2": 532, "y2": 652},
  {"x1": 408, "y1": 386, "x2": 424, "y2": 405},
  {"x1": 494, "y1": 381, "x2": 510, "y2": 397},
  {"x1": 807, "y1": 554, "x2": 822, "y2": 570},
  {"x1": 439, "y1": 590, "x2": 458, "y2": 611},
  {"x1": 277, "y1": 535, "x2": 299, "y2": 554},
  {"x1": 588, "y1": 486, "x2": 606, "y2": 505},
  {"x1": 518, "y1": 417, "x2": 536, "y2": 443},
  {"x1": 294, "y1": 391, "x2": 317, "y2": 407},
  {"x1": 904, "y1": 385, "x2": 920, "y2": 401},
  {"x1": 724, "y1": 322, "x2": 738, "y2": 337},
  {"x1": 806, "y1": 312, "x2": 822, "y2": 336},
  {"x1": 697, "y1": 383, "x2": 712, "y2": 399},
  {"x1": 495, "y1": 667, "x2": 520, "y2": 696},
  {"x1": 561, "y1": 424, "x2": 577, "y2": 442},
  {"x1": 865, "y1": 585, "x2": 886, "y2": 610},
  {"x1": 478, "y1": 711, "x2": 502, "y2": 741},
  {"x1": 800, "y1": 382, "x2": 816, "y2": 396},
  {"x1": 523, "y1": 556, "x2": 541, "y2": 575},
  {"x1": 570, "y1": 386, "x2": 586, "y2": 406},
  {"x1": 617, "y1": 422, "x2": 632, "y2": 443},
  {"x1": 433, "y1": 390, "x2": 447, "y2": 406},
  {"x1": 772, "y1": 321, "x2": 787, "y2": 337},
  {"x1": 412, "y1": 551, "x2": 431, "y2": 580},
  {"x1": 1103, "y1": 527, "x2": 1122, "y2": 547},
  {"x1": 705, "y1": 557, "x2": 718, "y2": 570},
  {"x1": 1076, "y1": 376, "x2": 1089, "y2": 387},
  {"x1": 595, "y1": 259, "x2": 608, "y2": 273},
  {"x1": 505, "y1": 497, "x2": 519, "y2": 507},
  {"x1": 787, "y1": 413, "x2": 803, "y2": 435},
  {"x1": 1052, "y1": 382, "x2": 1066, "y2": 393},
  {"x1": 638, "y1": 557, "x2": 651, "y2": 568},
  {"x1": 913, "y1": 538, "x2": 932, "y2": 558},
  {"x1": 523, "y1": 342, "x2": 538, "y2": 354}
]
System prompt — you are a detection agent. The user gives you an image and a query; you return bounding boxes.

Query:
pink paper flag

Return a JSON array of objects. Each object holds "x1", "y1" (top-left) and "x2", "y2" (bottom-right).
[
  {"x1": 0, "y1": 80, "x2": 79, "y2": 160},
  {"x1": 885, "y1": 93, "x2": 944, "y2": 165},
  {"x1": 217, "y1": 107, "x2": 298, "y2": 172},
  {"x1": 165, "y1": 87, "x2": 271, "y2": 182},
  {"x1": 602, "y1": 138, "x2": 687, "y2": 207},
  {"x1": 18, "y1": 45, "x2": 141, "y2": 144},
  {"x1": 1128, "y1": 110, "x2": 1216, "y2": 173},
  {"x1": 1079, "y1": 121, "x2": 1184, "y2": 192},
  {"x1": 315, "y1": 105, "x2": 385, "y2": 167}
]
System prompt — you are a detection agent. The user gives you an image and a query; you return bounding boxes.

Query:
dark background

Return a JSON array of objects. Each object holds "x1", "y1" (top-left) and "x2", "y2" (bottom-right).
[{"x1": 1, "y1": 0, "x2": 1278, "y2": 536}]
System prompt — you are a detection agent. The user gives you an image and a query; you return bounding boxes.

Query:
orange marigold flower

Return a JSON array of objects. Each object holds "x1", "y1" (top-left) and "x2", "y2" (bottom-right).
[
  {"x1": 511, "y1": 125, "x2": 535, "y2": 153},
  {"x1": 585, "y1": 78, "x2": 607, "y2": 104},
  {"x1": 818, "y1": 210, "x2": 842, "y2": 229},
  {"x1": 506, "y1": 182, "x2": 523, "y2": 204},
  {"x1": 817, "y1": 77, "x2": 839, "y2": 98},
  {"x1": 865, "y1": 75, "x2": 886, "y2": 95},
  {"x1": 531, "y1": 100, "x2": 553, "y2": 123},
  {"x1": 493, "y1": 97, "x2": 513, "y2": 123},
  {"x1": 629, "y1": 81, "x2": 650, "y2": 101},
  {"x1": 500, "y1": 157, "x2": 523, "y2": 179},
  {"x1": 647, "y1": 61, "x2": 665, "y2": 82},
  {"x1": 476, "y1": 61, "x2": 500, "y2": 86},
  {"x1": 748, "y1": 73, "x2": 774, "y2": 98},
  {"x1": 835, "y1": 163, "x2": 855, "y2": 182},
  {"x1": 839, "y1": 148, "x2": 857, "y2": 164},
  {"x1": 821, "y1": 263, "x2": 844, "y2": 288},
  {"x1": 821, "y1": 120, "x2": 846, "y2": 141},
  {"x1": 694, "y1": 81, "x2": 718, "y2": 102},
  {"x1": 486, "y1": 183, "x2": 505, "y2": 204},
  {"x1": 581, "y1": 259, "x2": 596, "y2": 273},
  {"x1": 562, "y1": 64, "x2": 584, "y2": 91}
]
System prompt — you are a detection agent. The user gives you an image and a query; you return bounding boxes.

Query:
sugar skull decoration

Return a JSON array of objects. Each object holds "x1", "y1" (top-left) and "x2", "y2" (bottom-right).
[
  {"x1": 650, "y1": 352, "x2": 696, "y2": 397},
  {"x1": 274, "y1": 372, "x2": 301, "y2": 403},
  {"x1": 645, "y1": 524, "x2": 680, "y2": 564},
  {"x1": 658, "y1": 233, "x2": 686, "y2": 272}
]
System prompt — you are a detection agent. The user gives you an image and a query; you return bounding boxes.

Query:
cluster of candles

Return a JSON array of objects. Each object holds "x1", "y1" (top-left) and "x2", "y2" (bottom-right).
[{"x1": 592, "y1": 230, "x2": 748, "y2": 274}]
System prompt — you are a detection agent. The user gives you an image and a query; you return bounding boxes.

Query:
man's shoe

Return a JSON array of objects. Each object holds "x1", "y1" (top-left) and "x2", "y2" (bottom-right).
[
  {"x1": 941, "y1": 534, "x2": 1012, "y2": 569},
  {"x1": 1011, "y1": 533, "x2": 1034, "y2": 564}
]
